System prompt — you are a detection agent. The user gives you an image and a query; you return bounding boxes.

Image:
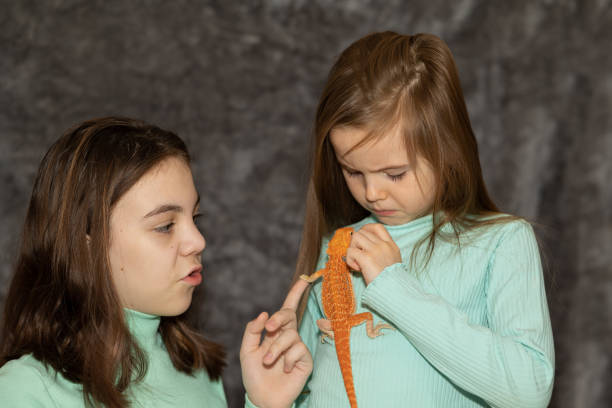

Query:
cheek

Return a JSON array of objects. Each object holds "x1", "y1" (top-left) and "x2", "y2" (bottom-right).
[
  {"x1": 414, "y1": 171, "x2": 436, "y2": 206},
  {"x1": 108, "y1": 233, "x2": 126, "y2": 277},
  {"x1": 343, "y1": 175, "x2": 363, "y2": 197},
  {"x1": 111, "y1": 234, "x2": 170, "y2": 283},
  {"x1": 108, "y1": 237, "x2": 131, "y2": 302},
  {"x1": 130, "y1": 240, "x2": 174, "y2": 278}
]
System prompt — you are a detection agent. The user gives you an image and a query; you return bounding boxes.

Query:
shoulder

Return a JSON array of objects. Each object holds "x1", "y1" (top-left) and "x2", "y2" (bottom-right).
[
  {"x1": 192, "y1": 370, "x2": 227, "y2": 405},
  {"x1": 460, "y1": 215, "x2": 536, "y2": 248},
  {"x1": 488, "y1": 217, "x2": 538, "y2": 254},
  {"x1": 0, "y1": 355, "x2": 54, "y2": 405},
  {"x1": 444, "y1": 215, "x2": 540, "y2": 268},
  {"x1": 0, "y1": 354, "x2": 47, "y2": 385},
  {"x1": 462, "y1": 216, "x2": 542, "y2": 272}
]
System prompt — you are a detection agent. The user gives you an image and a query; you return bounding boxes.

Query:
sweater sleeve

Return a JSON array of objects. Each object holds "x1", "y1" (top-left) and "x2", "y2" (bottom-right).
[
  {"x1": 245, "y1": 393, "x2": 297, "y2": 408},
  {"x1": 361, "y1": 221, "x2": 555, "y2": 408},
  {"x1": 0, "y1": 359, "x2": 54, "y2": 407},
  {"x1": 295, "y1": 287, "x2": 325, "y2": 408},
  {"x1": 295, "y1": 246, "x2": 328, "y2": 408}
]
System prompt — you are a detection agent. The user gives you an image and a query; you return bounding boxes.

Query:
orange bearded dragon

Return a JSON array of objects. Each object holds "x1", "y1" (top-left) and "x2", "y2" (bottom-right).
[{"x1": 300, "y1": 226, "x2": 393, "y2": 408}]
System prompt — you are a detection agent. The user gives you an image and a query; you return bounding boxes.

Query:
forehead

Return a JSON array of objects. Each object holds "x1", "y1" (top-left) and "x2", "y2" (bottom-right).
[
  {"x1": 329, "y1": 125, "x2": 407, "y2": 166},
  {"x1": 113, "y1": 157, "x2": 196, "y2": 214},
  {"x1": 133, "y1": 157, "x2": 192, "y2": 191}
]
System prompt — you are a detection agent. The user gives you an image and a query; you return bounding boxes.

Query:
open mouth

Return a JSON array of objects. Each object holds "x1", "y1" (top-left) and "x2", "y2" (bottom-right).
[{"x1": 182, "y1": 267, "x2": 203, "y2": 285}]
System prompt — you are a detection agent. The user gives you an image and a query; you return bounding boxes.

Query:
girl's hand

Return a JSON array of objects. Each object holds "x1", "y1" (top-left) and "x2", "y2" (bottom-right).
[
  {"x1": 345, "y1": 223, "x2": 401, "y2": 285},
  {"x1": 240, "y1": 279, "x2": 312, "y2": 408}
]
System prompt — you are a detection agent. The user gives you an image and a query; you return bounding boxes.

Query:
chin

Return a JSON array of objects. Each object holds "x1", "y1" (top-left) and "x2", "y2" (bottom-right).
[
  {"x1": 171, "y1": 300, "x2": 193, "y2": 316},
  {"x1": 154, "y1": 295, "x2": 194, "y2": 317}
]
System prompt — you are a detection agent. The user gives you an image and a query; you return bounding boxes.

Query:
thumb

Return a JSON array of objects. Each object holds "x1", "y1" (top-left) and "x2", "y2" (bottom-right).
[{"x1": 240, "y1": 312, "x2": 268, "y2": 356}]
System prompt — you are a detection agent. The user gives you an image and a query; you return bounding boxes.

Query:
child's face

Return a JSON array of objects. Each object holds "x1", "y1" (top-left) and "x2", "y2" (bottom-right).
[
  {"x1": 107, "y1": 157, "x2": 205, "y2": 316},
  {"x1": 330, "y1": 125, "x2": 436, "y2": 225}
]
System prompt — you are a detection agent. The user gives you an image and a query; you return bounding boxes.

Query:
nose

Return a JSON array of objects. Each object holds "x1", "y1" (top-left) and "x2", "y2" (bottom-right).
[
  {"x1": 181, "y1": 221, "x2": 206, "y2": 256},
  {"x1": 365, "y1": 177, "x2": 386, "y2": 202}
]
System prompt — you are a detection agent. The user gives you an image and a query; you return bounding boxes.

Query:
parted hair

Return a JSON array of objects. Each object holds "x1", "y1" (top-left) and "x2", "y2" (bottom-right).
[
  {"x1": 294, "y1": 32, "x2": 513, "y2": 309},
  {"x1": 0, "y1": 117, "x2": 225, "y2": 407}
]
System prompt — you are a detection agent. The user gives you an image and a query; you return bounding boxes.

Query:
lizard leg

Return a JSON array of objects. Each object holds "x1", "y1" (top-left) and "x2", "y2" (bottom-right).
[
  {"x1": 316, "y1": 318, "x2": 334, "y2": 343},
  {"x1": 350, "y1": 312, "x2": 395, "y2": 338},
  {"x1": 365, "y1": 320, "x2": 394, "y2": 338},
  {"x1": 300, "y1": 269, "x2": 324, "y2": 283}
]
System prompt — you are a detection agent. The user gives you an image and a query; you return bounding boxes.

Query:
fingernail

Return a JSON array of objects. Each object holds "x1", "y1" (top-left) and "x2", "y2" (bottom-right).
[{"x1": 264, "y1": 352, "x2": 273, "y2": 362}]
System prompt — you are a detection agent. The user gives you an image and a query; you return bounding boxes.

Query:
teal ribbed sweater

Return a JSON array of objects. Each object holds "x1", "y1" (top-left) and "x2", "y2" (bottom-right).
[
  {"x1": 297, "y1": 214, "x2": 554, "y2": 408},
  {"x1": 0, "y1": 309, "x2": 227, "y2": 407}
]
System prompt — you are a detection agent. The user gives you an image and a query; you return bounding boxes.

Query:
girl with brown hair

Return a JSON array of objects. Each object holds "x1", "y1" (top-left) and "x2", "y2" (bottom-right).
[
  {"x1": 0, "y1": 117, "x2": 312, "y2": 407},
  {"x1": 294, "y1": 32, "x2": 554, "y2": 407}
]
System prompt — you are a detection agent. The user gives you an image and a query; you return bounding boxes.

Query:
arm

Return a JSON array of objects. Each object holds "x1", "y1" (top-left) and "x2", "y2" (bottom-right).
[
  {"x1": 294, "y1": 239, "x2": 330, "y2": 408},
  {"x1": 361, "y1": 221, "x2": 555, "y2": 408},
  {"x1": 240, "y1": 280, "x2": 312, "y2": 408},
  {"x1": 294, "y1": 285, "x2": 326, "y2": 408}
]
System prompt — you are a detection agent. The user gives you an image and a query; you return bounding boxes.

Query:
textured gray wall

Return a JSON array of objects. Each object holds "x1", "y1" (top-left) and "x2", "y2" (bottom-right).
[{"x1": 1, "y1": 1, "x2": 611, "y2": 407}]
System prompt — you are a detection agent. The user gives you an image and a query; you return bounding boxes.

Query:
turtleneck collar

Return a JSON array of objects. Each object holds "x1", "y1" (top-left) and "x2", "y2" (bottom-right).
[
  {"x1": 355, "y1": 210, "x2": 433, "y2": 234},
  {"x1": 368, "y1": 213, "x2": 434, "y2": 233},
  {"x1": 124, "y1": 308, "x2": 161, "y2": 344}
]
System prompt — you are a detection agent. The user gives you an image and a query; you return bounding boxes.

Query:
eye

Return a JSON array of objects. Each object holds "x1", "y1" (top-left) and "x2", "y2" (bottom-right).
[
  {"x1": 344, "y1": 168, "x2": 361, "y2": 177},
  {"x1": 387, "y1": 172, "x2": 406, "y2": 182},
  {"x1": 155, "y1": 222, "x2": 175, "y2": 234}
]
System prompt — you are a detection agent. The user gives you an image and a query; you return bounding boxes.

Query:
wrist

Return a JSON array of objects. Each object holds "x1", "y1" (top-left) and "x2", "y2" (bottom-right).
[
  {"x1": 364, "y1": 261, "x2": 398, "y2": 285},
  {"x1": 245, "y1": 393, "x2": 293, "y2": 408}
]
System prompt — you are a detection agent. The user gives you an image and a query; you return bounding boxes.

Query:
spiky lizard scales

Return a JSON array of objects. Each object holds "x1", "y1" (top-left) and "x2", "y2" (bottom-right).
[{"x1": 300, "y1": 226, "x2": 393, "y2": 408}]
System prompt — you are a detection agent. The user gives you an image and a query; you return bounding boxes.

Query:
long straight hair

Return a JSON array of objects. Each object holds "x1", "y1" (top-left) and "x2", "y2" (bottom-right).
[
  {"x1": 0, "y1": 117, "x2": 225, "y2": 407},
  {"x1": 294, "y1": 32, "x2": 514, "y2": 311}
]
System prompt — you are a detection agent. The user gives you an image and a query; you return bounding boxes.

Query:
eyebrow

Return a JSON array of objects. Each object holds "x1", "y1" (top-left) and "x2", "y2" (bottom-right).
[
  {"x1": 337, "y1": 159, "x2": 409, "y2": 173},
  {"x1": 143, "y1": 194, "x2": 201, "y2": 218}
]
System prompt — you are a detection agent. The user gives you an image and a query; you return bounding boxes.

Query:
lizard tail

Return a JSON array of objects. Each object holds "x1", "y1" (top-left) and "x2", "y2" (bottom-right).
[{"x1": 334, "y1": 324, "x2": 358, "y2": 408}]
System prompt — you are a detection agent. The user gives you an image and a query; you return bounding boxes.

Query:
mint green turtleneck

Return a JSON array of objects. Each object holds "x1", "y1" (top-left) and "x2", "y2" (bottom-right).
[
  {"x1": 0, "y1": 309, "x2": 227, "y2": 407},
  {"x1": 297, "y1": 215, "x2": 554, "y2": 408}
]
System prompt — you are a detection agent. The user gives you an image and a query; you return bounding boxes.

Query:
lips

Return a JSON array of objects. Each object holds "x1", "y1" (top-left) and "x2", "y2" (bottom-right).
[
  {"x1": 187, "y1": 265, "x2": 202, "y2": 277},
  {"x1": 372, "y1": 209, "x2": 395, "y2": 216},
  {"x1": 181, "y1": 265, "x2": 203, "y2": 285}
]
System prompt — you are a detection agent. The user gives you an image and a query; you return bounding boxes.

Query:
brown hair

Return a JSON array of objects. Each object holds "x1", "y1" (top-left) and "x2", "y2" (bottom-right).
[
  {"x1": 0, "y1": 117, "x2": 225, "y2": 407},
  {"x1": 294, "y1": 32, "x2": 515, "y2": 309}
]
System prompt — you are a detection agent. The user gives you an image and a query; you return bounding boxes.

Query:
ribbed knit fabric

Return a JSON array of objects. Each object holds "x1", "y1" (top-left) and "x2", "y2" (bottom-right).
[
  {"x1": 297, "y1": 214, "x2": 554, "y2": 408},
  {"x1": 0, "y1": 309, "x2": 227, "y2": 407},
  {"x1": 244, "y1": 394, "x2": 295, "y2": 408}
]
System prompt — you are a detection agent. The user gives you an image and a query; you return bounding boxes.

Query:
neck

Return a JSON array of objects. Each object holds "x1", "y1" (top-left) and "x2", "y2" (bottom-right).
[{"x1": 124, "y1": 308, "x2": 161, "y2": 346}]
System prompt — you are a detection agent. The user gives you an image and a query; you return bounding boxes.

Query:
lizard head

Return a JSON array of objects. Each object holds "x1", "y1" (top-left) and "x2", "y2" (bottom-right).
[{"x1": 326, "y1": 227, "x2": 354, "y2": 257}]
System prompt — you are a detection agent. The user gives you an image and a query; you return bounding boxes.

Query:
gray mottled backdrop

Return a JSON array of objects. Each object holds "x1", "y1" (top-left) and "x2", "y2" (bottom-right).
[{"x1": 1, "y1": 1, "x2": 611, "y2": 407}]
